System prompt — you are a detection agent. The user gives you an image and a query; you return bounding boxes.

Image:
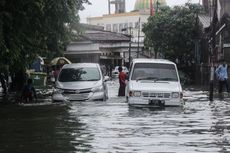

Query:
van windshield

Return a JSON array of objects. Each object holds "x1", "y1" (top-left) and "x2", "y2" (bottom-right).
[
  {"x1": 131, "y1": 63, "x2": 178, "y2": 81},
  {"x1": 58, "y1": 67, "x2": 101, "y2": 82}
]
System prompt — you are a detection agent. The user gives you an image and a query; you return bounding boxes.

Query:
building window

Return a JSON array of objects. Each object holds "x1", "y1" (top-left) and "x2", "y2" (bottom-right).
[
  {"x1": 141, "y1": 22, "x2": 145, "y2": 29},
  {"x1": 106, "y1": 24, "x2": 111, "y2": 31},
  {"x1": 113, "y1": 24, "x2": 118, "y2": 32},
  {"x1": 119, "y1": 23, "x2": 124, "y2": 32},
  {"x1": 135, "y1": 22, "x2": 139, "y2": 28},
  {"x1": 129, "y1": 22, "x2": 133, "y2": 28},
  {"x1": 123, "y1": 23, "x2": 128, "y2": 34}
]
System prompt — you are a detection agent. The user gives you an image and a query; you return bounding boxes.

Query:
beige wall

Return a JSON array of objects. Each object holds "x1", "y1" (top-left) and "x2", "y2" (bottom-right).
[{"x1": 87, "y1": 12, "x2": 149, "y2": 43}]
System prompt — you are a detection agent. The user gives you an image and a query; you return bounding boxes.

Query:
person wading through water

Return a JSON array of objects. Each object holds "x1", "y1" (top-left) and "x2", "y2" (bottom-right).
[
  {"x1": 21, "y1": 78, "x2": 37, "y2": 103},
  {"x1": 0, "y1": 72, "x2": 7, "y2": 95},
  {"x1": 118, "y1": 66, "x2": 127, "y2": 96},
  {"x1": 215, "y1": 59, "x2": 229, "y2": 96}
]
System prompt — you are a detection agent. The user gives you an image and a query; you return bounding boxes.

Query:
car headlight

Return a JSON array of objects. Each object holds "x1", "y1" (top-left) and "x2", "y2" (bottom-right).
[
  {"x1": 129, "y1": 91, "x2": 141, "y2": 97},
  {"x1": 92, "y1": 85, "x2": 104, "y2": 92},
  {"x1": 172, "y1": 92, "x2": 179, "y2": 98},
  {"x1": 53, "y1": 88, "x2": 64, "y2": 94}
]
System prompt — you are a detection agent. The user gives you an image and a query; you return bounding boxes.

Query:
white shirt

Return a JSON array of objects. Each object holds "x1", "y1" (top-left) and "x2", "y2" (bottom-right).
[{"x1": 215, "y1": 64, "x2": 228, "y2": 81}]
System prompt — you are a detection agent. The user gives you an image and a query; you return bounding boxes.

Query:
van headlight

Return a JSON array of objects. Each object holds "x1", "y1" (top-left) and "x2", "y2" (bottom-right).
[
  {"x1": 134, "y1": 91, "x2": 141, "y2": 97},
  {"x1": 172, "y1": 92, "x2": 179, "y2": 98},
  {"x1": 92, "y1": 85, "x2": 103, "y2": 92}
]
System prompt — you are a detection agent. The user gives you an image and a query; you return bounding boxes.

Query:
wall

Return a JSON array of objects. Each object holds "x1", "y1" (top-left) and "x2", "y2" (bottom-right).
[
  {"x1": 87, "y1": 12, "x2": 149, "y2": 43},
  {"x1": 65, "y1": 54, "x2": 100, "y2": 63}
]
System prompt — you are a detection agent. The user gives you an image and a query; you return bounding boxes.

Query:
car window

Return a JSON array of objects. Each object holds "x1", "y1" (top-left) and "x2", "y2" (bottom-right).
[
  {"x1": 114, "y1": 66, "x2": 119, "y2": 71},
  {"x1": 58, "y1": 67, "x2": 101, "y2": 82},
  {"x1": 123, "y1": 67, "x2": 128, "y2": 71},
  {"x1": 131, "y1": 63, "x2": 178, "y2": 81},
  {"x1": 114, "y1": 66, "x2": 128, "y2": 72}
]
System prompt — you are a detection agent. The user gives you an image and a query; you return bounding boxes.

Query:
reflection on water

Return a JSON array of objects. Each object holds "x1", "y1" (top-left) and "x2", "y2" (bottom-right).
[
  {"x1": 0, "y1": 85, "x2": 230, "y2": 152},
  {"x1": 0, "y1": 104, "x2": 92, "y2": 153}
]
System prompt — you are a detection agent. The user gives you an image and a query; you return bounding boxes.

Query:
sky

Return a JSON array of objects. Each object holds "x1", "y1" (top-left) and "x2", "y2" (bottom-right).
[{"x1": 79, "y1": 0, "x2": 200, "y2": 23}]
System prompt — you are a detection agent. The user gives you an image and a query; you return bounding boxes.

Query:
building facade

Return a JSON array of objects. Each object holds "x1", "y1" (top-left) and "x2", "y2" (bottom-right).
[
  {"x1": 64, "y1": 0, "x2": 167, "y2": 73},
  {"x1": 64, "y1": 24, "x2": 142, "y2": 70},
  {"x1": 201, "y1": 0, "x2": 230, "y2": 63},
  {"x1": 87, "y1": 0, "x2": 166, "y2": 43},
  {"x1": 196, "y1": 0, "x2": 230, "y2": 85}
]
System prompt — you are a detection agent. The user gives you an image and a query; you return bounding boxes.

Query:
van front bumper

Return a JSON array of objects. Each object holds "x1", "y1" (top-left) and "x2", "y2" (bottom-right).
[{"x1": 128, "y1": 97, "x2": 183, "y2": 106}]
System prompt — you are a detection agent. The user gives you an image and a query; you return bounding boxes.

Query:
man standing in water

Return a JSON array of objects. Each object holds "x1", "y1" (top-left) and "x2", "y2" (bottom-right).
[
  {"x1": 118, "y1": 66, "x2": 126, "y2": 96},
  {"x1": 0, "y1": 73, "x2": 7, "y2": 95},
  {"x1": 215, "y1": 60, "x2": 229, "y2": 94},
  {"x1": 21, "y1": 78, "x2": 37, "y2": 103}
]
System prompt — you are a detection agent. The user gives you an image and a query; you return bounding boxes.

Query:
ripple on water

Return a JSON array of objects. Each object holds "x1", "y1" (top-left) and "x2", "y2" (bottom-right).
[
  {"x1": 66, "y1": 90, "x2": 230, "y2": 152},
  {"x1": 1, "y1": 85, "x2": 230, "y2": 152}
]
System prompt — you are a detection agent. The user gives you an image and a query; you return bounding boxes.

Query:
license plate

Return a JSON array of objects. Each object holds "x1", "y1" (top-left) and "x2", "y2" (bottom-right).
[
  {"x1": 148, "y1": 100, "x2": 159, "y2": 105},
  {"x1": 65, "y1": 94, "x2": 88, "y2": 100},
  {"x1": 149, "y1": 100, "x2": 165, "y2": 106}
]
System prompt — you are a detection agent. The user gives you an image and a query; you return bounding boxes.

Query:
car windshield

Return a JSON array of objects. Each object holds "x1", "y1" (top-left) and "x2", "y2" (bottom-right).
[
  {"x1": 58, "y1": 67, "x2": 101, "y2": 82},
  {"x1": 131, "y1": 63, "x2": 178, "y2": 81}
]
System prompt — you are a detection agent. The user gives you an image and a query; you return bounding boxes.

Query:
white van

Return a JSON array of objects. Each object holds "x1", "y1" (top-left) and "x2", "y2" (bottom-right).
[{"x1": 126, "y1": 59, "x2": 183, "y2": 106}]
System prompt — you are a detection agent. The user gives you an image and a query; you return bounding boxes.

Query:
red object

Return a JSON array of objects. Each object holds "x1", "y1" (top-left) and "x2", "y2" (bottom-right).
[
  {"x1": 150, "y1": 0, "x2": 154, "y2": 16},
  {"x1": 53, "y1": 69, "x2": 60, "y2": 81},
  {"x1": 119, "y1": 72, "x2": 126, "y2": 85},
  {"x1": 118, "y1": 71, "x2": 126, "y2": 96}
]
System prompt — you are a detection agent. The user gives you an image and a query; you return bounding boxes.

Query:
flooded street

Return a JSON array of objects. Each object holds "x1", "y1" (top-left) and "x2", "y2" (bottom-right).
[{"x1": 1, "y1": 81, "x2": 230, "y2": 153}]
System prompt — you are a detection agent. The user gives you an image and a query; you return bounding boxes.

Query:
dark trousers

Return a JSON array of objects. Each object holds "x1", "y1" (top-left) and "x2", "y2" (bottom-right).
[
  {"x1": 22, "y1": 92, "x2": 33, "y2": 103},
  {"x1": 118, "y1": 84, "x2": 126, "y2": 96},
  {"x1": 218, "y1": 79, "x2": 229, "y2": 93}
]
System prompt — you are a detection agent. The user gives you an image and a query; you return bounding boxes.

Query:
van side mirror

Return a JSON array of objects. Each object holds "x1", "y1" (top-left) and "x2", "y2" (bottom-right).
[{"x1": 125, "y1": 75, "x2": 129, "y2": 81}]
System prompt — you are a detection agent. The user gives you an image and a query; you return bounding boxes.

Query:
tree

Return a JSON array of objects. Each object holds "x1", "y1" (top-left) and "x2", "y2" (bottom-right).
[
  {"x1": 0, "y1": 0, "x2": 90, "y2": 91},
  {"x1": 143, "y1": 3, "x2": 203, "y2": 83}
]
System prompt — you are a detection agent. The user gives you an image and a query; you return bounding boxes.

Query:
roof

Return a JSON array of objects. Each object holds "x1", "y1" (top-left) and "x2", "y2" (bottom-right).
[
  {"x1": 198, "y1": 14, "x2": 212, "y2": 29},
  {"x1": 83, "y1": 31, "x2": 130, "y2": 42},
  {"x1": 132, "y1": 58, "x2": 176, "y2": 65},
  {"x1": 80, "y1": 24, "x2": 104, "y2": 31}
]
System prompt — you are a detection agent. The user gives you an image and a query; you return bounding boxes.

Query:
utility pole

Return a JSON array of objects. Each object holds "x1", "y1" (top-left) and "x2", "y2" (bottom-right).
[
  {"x1": 122, "y1": 26, "x2": 132, "y2": 68},
  {"x1": 129, "y1": 27, "x2": 132, "y2": 68},
  {"x1": 156, "y1": 0, "x2": 159, "y2": 14},
  {"x1": 137, "y1": 17, "x2": 141, "y2": 58},
  {"x1": 108, "y1": 0, "x2": 111, "y2": 14},
  {"x1": 209, "y1": 0, "x2": 218, "y2": 101}
]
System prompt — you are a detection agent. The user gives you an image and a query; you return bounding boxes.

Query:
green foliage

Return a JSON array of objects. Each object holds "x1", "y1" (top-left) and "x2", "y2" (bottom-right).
[
  {"x1": 0, "y1": 0, "x2": 89, "y2": 71},
  {"x1": 143, "y1": 3, "x2": 203, "y2": 83}
]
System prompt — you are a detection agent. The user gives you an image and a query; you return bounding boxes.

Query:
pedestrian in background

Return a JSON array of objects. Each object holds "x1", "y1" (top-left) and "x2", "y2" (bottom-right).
[
  {"x1": 118, "y1": 66, "x2": 126, "y2": 96},
  {"x1": 0, "y1": 73, "x2": 7, "y2": 95},
  {"x1": 53, "y1": 65, "x2": 61, "y2": 81},
  {"x1": 21, "y1": 78, "x2": 37, "y2": 103},
  {"x1": 215, "y1": 59, "x2": 229, "y2": 94}
]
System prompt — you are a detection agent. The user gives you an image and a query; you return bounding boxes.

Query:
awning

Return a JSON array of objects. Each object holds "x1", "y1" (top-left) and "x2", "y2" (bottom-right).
[{"x1": 100, "y1": 55, "x2": 122, "y2": 60}]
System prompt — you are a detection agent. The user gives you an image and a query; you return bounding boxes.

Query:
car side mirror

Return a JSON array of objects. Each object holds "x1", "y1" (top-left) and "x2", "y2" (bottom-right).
[{"x1": 104, "y1": 76, "x2": 110, "y2": 82}]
